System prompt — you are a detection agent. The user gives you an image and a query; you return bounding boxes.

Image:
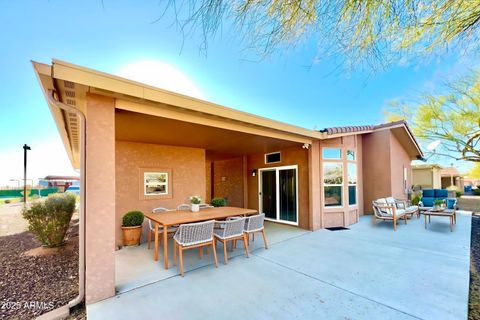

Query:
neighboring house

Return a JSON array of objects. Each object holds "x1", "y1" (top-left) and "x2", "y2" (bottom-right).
[
  {"x1": 412, "y1": 164, "x2": 443, "y2": 189},
  {"x1": 440, "y1": 167, "x2": 464, "y2": 190},
  {"x1": 32, "y1": 59, "x2": 423, "y2": 304}
]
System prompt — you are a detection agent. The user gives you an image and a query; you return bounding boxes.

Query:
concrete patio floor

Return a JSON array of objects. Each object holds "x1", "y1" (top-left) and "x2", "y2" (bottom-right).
[{"x1": 89, "y1": 212, "x2": 471, "y2": 320}]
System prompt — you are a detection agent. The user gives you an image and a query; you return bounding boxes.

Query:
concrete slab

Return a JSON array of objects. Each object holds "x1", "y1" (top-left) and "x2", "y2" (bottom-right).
[{"x1": 90, "y1": 213, "x2": 471, "y2": 320}]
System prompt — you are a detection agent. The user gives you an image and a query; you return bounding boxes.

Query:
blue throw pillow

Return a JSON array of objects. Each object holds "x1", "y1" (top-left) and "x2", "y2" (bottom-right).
[
  {"x1": 446, "y1": 198, "x2": 456, "y2": 209},
  {"x1": 423, "y1": 189, "x2": 435, "y2": 198},
  {"x1": 422, "y1": 197, "x2": 434, "y2": 207}
]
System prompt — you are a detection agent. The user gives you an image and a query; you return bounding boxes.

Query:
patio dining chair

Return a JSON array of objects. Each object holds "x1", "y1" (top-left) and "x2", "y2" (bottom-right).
[
  {"x1": 244, "y1": 213, "x2": 268, "y2": 249},
  {"x1": 214, "y1": 218, "x2": 249, "y2": 264},
  {"x1": 173, "y1": 220, "x2": 218, "y2": 277},
  {"x1": 199, "y1": 204, "x2": 214, "y2": 209},
  {"x1": 177, "y1": 204, "x2": 191, "y2": 211},
  {"x1": 147, "y1": 207, "x2": 177, "y2": 249}
]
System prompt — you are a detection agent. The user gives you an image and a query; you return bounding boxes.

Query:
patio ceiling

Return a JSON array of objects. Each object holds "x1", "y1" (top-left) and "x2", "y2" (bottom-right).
[{"x1": 115, "y1": 110, "x2": 303, "y2": 160}]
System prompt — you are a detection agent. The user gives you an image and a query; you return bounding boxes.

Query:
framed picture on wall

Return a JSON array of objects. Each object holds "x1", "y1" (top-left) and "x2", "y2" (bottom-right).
[{"x1": 138, "y1": 168, "x2": 173, "y2": 200}]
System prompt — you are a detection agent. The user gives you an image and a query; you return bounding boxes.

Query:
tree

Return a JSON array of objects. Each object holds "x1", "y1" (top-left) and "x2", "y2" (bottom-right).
[
  {"x1": 384, "y1": 68, "x2": 480, "y2": 162},
  {"x1": 468, "y1": 163, "x2": 480, "y2": 179},
  {"x1": 160, "y1": 0, "x2": 480, "y2": 68}
]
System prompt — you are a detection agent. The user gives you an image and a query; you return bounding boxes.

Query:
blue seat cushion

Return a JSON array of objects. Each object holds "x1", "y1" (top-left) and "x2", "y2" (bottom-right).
[
  {"x1": 434, "y1": 189, "x2": 448, "y2": 198},
  {"x1": 423, "y1": 189, "x2": 434, "y2": 198},
  {"x1": 446, "y1": 198, "x2": 456, "y2": 209},
  {"x1": 422, "y1": 197, "x2": 434, "y2": 207}
]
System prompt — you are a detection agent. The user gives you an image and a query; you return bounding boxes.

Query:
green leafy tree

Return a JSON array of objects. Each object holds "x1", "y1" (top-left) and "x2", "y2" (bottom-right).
[
  {"x1": 159, "y1": 1, "x2": 480, "y2": 67},
  {"x1": 385, "y1": 68, "x2": 480, "y2": 162}
]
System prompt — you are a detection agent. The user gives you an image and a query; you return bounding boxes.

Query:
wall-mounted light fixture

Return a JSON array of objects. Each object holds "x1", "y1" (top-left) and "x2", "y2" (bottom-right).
[
  {"x1": 302, "y1": 143, "x2": 310, "y2": 150},
  {"x1": 251, "y1": 169, "x2": 257, "y2": 177}
]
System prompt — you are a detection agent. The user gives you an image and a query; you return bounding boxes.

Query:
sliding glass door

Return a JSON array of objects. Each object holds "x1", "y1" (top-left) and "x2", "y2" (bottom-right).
[{"x1": 259, "y1": 166, "x2": 298, "y2": 225}]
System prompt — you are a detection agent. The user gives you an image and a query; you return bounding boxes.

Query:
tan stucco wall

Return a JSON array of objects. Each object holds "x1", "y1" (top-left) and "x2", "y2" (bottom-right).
[
  {"x1": 85, "y1": 94, "x2": 116, "y2": 304},
  {"x1": 362, "y1": 130, "x2": 392, "y2": 214},
  {"x1": 212, "y1": 157, "x2": 245, "y2": 208},
  {"x1": 247, "y1": 146, "x2": 310, "y2": 229},
  {"x1": 115, "y1": 141, "x2": 206, "y2": 247},
  {"x1": 390, "y1": 133, "x2": 411, "y2": 199},
  {"x1": 320, "y1": 135, "x2": 363, "y2": 228},
  {"x1": 413, "y1": 168, "x2": 434, "y2": 189}
]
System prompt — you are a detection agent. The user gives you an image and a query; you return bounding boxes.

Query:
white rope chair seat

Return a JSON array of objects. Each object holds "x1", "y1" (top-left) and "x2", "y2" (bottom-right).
[
  {"x1": 214, "y1": 218, "x2": 246, "y2": 240},
  {"x1": 174, "y1": 220, "x2": 215, "y2": 246},
  {"x1": 199, "y1": 204, "x2": 214, "y2": 209},
  {"x1": 177, "y1": 204, "x2": 191, "y2": 211}
]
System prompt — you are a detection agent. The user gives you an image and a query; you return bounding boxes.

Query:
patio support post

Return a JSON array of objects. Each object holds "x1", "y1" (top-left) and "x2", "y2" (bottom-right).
[
  {"x1": 309, "y1": 140, "x2": 322, "y2": 230},
  {"x1": 243, "y1": 156, "x2": 248, "y2": 208}
]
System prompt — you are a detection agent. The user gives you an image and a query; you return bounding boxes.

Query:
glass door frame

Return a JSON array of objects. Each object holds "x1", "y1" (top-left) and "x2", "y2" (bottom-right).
[{"x1": 258, "y1": 165, "x2": 299, "y2": 226}]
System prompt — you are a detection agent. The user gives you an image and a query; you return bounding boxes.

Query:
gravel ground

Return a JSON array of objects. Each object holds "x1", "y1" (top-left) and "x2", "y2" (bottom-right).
[
  {"x1": 0, "y1": 220, "x2": 85, "y2": 319},
  {"x1": 470, "y1": 214, "x2": 480, "y2": 320}
]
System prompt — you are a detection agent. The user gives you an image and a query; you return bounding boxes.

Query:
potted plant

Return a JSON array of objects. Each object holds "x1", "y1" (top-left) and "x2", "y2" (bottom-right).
[
  {"x1": 121, "y1": 210, "x2": 144, "y2": 246},
  {"x1": 211, "y1": 197, "x2": 227, "y2": 207},
  {"x1": 190, "y1": 196, "x2": 202, "y2": 212},
  {"x1": 433, "y1": 199, "x2": 444, "y2": 211}
]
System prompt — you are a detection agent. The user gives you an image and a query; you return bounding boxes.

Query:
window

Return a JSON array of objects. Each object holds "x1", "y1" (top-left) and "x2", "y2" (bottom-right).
[
  {"x1": 348, "y1": 163, "x2": 357, "y2": 205},
  {"x1": 144, "y1": 172, "x2": 168, "y2": 196},
  {"x1": 323, "y1": 162, "x2": 343, "y2": 207},
  {"x1": 322, "y1": 148, "x2": 342, "y2": 160},
  {"x1": 265, "y1": 152, "x2": 281, "y2": 164}
]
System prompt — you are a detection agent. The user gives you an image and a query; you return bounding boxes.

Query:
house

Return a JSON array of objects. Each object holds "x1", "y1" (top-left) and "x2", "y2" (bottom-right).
[
  {"x1": 412, "y1": 164, "x2": 443, "y2": 189},
  {"x1": 440, "y1": 166, "x2": 464, "y2": 190},
  {"x1": 32, "y1": 59, "x2": 423, "y2": 304},
  {"x1": 40, "y1": 175, "x2": 80, "y2": 192}
]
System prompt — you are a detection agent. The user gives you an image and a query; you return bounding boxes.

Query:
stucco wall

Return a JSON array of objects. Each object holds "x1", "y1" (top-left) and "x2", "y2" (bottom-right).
[
  {"x1": 246, "y1": 146, "x2": 310, "y2": 229},
  {"x1": 212, "y1": 157, "x2": 245, "y2": 208},
  {"x1": 362, "y1": 130, "x2": 392, "y2": 214},
  {"x1": 115, "y1": 141, "x2": 206, "y2": 247},
  {"x1": 413, "y1": 168, "x2": 434, "y2": 189},
  {"x1": 85, "y1": 94, "x2": 116, "y2": 304},
  {"x1": 390, "y1": 133, "x2": 411, "y2": 199}
]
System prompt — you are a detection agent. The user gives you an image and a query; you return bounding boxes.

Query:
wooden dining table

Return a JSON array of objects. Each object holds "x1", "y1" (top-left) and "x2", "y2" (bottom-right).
[{"x1": 144, "y1": 206, "x2": 258, "y2": 269}]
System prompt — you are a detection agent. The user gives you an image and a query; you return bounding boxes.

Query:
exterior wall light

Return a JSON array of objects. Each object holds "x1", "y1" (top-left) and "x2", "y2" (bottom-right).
[{"x1": 251, "y1": 169, "x2": 257, "y2": 177}]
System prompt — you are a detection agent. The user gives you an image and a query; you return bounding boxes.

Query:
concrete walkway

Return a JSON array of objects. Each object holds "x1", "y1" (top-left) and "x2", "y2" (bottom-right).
[
  {"x1": 88, "y1": 212, "x2": 471, "y2": 320},
  {"x1": 0, "y1": 202, "x2": 28, "y2": 236}
]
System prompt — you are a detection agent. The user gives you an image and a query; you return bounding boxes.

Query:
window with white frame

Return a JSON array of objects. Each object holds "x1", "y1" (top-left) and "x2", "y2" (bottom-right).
[
  {"x1": 144, "y1": 172, "x2": 168, "y2": 196},
  {"x1": 348, "y1": 159, "x2": 357, "y2": 206},
  {"x1": 323, "y1": 161, "x2": 343, "y2": 207}
]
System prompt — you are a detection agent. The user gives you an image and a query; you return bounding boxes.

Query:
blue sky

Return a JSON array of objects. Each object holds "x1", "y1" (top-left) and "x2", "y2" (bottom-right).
[{"x1": 0, "y1": 1, "x2": 474, "y2": 185}]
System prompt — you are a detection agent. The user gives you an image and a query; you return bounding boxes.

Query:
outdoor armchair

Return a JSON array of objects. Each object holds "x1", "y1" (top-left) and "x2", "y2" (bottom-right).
[
  {"x1": 214, "y1": 218, "x2": 249, "y2": 264},
  {"x1": 173, "y1": 220, "x2": 218, "y2": 277},
  {"x1": 385, "y1": 197, "x2": 419, "y2": 219},
  {"x1": 147, "y1": 207, "x2": 177, "y2": 249},
  {"x1": 244, "y1": 213, "x2": 268, "y2": 249},
  {"x1": 372, "y1": 199, "x2": 408, "y2": 231},
  {"x1": 177, "y1": 204, "x2": 191, "y2": 211}
]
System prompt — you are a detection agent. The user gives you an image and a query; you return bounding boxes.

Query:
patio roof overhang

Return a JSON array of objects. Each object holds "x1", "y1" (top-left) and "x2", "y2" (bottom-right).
[{"x1": 32, "y1": 59, "x2": 320, "y2": 169}]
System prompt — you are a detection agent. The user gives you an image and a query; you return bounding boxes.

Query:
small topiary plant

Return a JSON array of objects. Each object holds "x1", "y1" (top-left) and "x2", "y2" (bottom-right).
[
  {"x1": 22, "y1": 193, "x2": 76, "y2": 247},
  {"x1": 122, "y1": 211, "x2": 144, "y2": 227},
  {"x1": 211, "y1": 197, "x2": 227, "y2": 207},
  {"x1": 433, "y1": 199, "x2": 444, "y2": 206}
]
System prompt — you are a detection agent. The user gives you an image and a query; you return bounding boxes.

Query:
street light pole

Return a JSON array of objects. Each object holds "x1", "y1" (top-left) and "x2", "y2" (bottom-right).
[{"x1": 23, "y1": 144, "x2": 31, "y2": 203}]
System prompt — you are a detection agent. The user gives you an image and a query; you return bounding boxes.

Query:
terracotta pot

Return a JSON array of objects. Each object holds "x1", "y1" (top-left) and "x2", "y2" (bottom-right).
[{"x1": 122, "y1": 226, "x2": 142, "y2": 246}]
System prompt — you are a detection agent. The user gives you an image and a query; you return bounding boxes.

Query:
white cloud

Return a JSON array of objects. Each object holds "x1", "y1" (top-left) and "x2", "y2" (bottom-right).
[
  {"x1": 116, "y1": 60, "x2": 204, "y2": 100},
  {"x1": 0, "y1": 137, "x2": 77, "y2": 187}
]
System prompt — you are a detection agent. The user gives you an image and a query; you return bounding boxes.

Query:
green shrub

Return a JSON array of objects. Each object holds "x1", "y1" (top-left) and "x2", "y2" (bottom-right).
[
  {"x1": 122, "y1": 211, "x2": 144, "y2": 227},
  {"x1": 456, "y1": 191, "x2": 462, "y2": 198},
  {"x1": 433, "y1": 199, "x2": 444, "y2": 206},
  {"x1": 4, "y1": 199, "x2": 11, "y2": 204},
  {"x1": 474, "y1": 189, "x2": 480, "y2": 196},
  {"x1": 22, "y1": 193, "x2": 76, "y2": 247},
  {"x1": 211, "y1": 197, "x2": 227, "y2": 207},
  {"x1": 411, "y1": 194, "x2": 422, "y2": 206}
]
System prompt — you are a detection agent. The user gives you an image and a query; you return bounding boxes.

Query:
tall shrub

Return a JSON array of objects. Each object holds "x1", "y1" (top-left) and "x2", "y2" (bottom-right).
[{"x1": 22, "y1": 193, "x2": 77, "y2": 247}]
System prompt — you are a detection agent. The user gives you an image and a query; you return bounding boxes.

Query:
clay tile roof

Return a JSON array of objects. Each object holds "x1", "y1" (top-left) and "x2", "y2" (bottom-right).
[{"x1": 319, "y1": 120, "x2": 408, "y2": 135}]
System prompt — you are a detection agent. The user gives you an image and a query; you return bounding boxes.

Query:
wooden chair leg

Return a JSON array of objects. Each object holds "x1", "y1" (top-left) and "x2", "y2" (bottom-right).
[
  {"x1": 147, "y1": 230, "x2": 152, "y2": 249},
  {"x1": 243, "y1": 234, "x2": 249, "y2": 258},
  {"x1": 212, "y1": 240, "x2": 218, "y2": 268},
  {"x1": 179, "y1": 246, "x2": 184, "y2": 277},
  {"x1": 252, "y1": 233, "x2": 255, "y2": 242},
  {"x1": 404, "y1": 215, "x2": 407, "y2": 224},
  {"x1": 223, "y1": 239, "x2": 228, "y2": 264},
  {"x1": 199, "y1": 247, "x2": 203, "y2": 259},
  {"x1": 261, "y1": 229, "x2": 269, "y2": 249},
  {"x1": 173, "y1": 241, "x2": 177, "y2": 266},
  {"x1": 393, "y1": 218, "x2": 397, "y2": 231}
]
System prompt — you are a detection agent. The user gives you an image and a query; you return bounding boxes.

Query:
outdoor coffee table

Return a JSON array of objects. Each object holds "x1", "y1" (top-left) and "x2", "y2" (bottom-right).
[{"x1": 423, "y1": 208, "x2": 456, "y2": 232}]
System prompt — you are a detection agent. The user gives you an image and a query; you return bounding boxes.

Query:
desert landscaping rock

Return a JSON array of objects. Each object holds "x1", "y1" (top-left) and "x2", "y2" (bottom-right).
[{"x1": 0, "y1": 220, "x2": 82, "y2": 319}]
